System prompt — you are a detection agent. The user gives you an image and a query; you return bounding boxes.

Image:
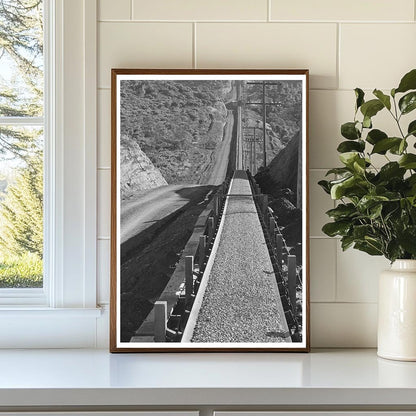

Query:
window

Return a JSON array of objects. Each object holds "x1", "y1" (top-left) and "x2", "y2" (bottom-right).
[
  {"x1": 0, "y1": 0, "x2": 46, "y2": 296},
  {"x1": 0, "y1": 0, "x2": 101, "y2": 348}
]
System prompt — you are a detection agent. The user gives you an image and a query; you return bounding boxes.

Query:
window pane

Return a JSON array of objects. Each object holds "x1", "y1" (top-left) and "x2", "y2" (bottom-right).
[
  {"x1": 0, "y1": 126, "x2": 43, "y2": 288},
  {"x1": 0, "y1": 0, "x2": 44, "y2": 117}
]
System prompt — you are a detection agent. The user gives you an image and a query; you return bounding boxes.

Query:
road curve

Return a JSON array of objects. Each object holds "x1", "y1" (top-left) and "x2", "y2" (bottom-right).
[
  {"x1": 205, "y1": 110, "x2": 234, "y2": 186},
  {"x1": 121, "y1": 185, "x2": 207, "y2": 245}
]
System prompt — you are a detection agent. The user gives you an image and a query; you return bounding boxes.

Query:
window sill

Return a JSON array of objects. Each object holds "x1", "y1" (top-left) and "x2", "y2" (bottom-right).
[
  {"x1": 0, "y1": 307, "x2": 104, "y2": 348},
  {"x1": 0, "y1": 306, "x2": 102, "y2": 316},
  {"x1": 0, "y1": 348, "x2": 415, "y2": 410}
]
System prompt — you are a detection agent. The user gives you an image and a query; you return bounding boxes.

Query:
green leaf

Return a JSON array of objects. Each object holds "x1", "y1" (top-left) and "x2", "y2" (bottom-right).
[
  {"x1": 371, "y1": 137, "x2": 402, "y2": 154},
  {"x1": 352, "y1": 224, "x2": 374, "y2": 240},
  {"x1": 369, "y1": 203, "x2": 383, "y2": 220},
  {"x1": 326, "y1": 203, "x2": 356, "y2": 220},
  {"x1": 339, "y1": 151, "x2": 360, "y2": 166},
  {"x1": 389, "y1": 139, "x2": 408, "y2": 155},
  {"x1": 373, "y1": 89, "x2": 391, "y2": 110},
  {"x1": 318, "y1": 180, "x2": 331, "y2": 194},
  {"x1": 355, "y1": 88, "x2": 365, "y2": 110},
  {"x1": 395, "y1": 69, "x2": 416, "y2": 94},
  {"x1": 399, "y1": 154, "x2": 416, "y2": 169},
  {"x1": 363, "y1": 116, "x2": 372, "y2": 129},
  {"x1": 378, "y1": 162, "x2": 406, "y2": 181},
  {"x1": 398, "y1": 227, "x2": 416, "y2": 255},
  {"x1": 386, "y1": 240, "x2": 402, "y2": 262},
  {"x1": 341, "y1": 235, "x2": 355, "y2": 251},
  {"x1": 330, "y1": 175, "x2": 360, "y2": 200},
  {"x1": 399, "y1": 139, "x2": 407, "y2": 154},
  {"x1": 325, "y1": 167, "x2": 352, "y2": 176},
  {"x1": 353, "y1": 158, "x2": 366, "y2": 174},
  {"x1": 366, "y1": 129, "x2": 387, "y2": 145},
  {"x1": 357, "y1": 195, "x2": 389, "y2": 211},
  {"x1": 341, "y1": 122, "x2": 360, "y2": 140},
  {"x1": 354, "y1": 241, "x2": 383, "y2": 256},
  {"x1": 322, "y1": 221, "x2": 351, "y2": 237},
  {"x1": 407, "y1": 120, "x2": 416, "y2": 137},
  {"x1": 399, "y1": 91, "x2": 416, "y2": 115},
  {"x1": 337, "y1": 140, "x2": 365, "y2": 153},
  {"x1": 360, "y1": 99, "x2": 384, "y2": 119}
]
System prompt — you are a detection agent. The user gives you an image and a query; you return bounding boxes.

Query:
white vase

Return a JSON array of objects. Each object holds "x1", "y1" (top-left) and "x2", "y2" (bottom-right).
[{"x1": 378, "y1": 259, "x2": 416, "y2": 361}]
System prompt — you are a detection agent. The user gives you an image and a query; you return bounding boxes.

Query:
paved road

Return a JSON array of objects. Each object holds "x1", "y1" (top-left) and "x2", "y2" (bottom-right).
[
  {"x1": 205, "y1": 110, "x2": 235, "y2": 186},
  {"x1": 121, "y1": 185, "x2": 209, "y2": 244},
  {"x1": 188, "y1": 170, "x2": 291, "y2": 343}
]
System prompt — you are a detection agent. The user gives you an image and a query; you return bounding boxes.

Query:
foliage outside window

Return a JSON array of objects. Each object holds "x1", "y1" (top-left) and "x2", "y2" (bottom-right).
[{"x1": 0, "y1": 0, "x2": 44, "y2": 288}]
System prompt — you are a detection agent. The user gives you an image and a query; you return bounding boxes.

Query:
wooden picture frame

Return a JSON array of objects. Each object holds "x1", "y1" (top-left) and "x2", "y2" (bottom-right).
[{"x1": 110, "y1": 69, "x2": 310, "y2": 352}]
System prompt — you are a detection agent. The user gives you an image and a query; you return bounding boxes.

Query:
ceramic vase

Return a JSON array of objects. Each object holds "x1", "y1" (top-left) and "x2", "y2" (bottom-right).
[{"x1": 378, "y1": 259, "x2": 416, "y2": 361}]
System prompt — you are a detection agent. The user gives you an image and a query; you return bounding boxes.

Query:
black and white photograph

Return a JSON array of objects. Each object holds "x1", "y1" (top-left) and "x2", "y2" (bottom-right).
[{"x1": 110, "y1": 69, "x2": 309, "y2": 352}]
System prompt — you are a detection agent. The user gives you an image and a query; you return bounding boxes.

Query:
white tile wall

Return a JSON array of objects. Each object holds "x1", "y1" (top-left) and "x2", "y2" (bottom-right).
[
  {"x1": 270, "y1": 0, "x2": 415, "y2": 22},
  {"x1": 196, "y1": 23, "x2": 338, "y2": 89},
  {"x1": 339, "y1": 24, "x2": 416, "y2": 90},
  {"x1": 96, "y1": 0, "x2": 416, "y2": 347},
  {"x1": 132, "y1": 0, "x2": 268, "y2": 21},
  {"x1": 310, "y1": 239, "x2": 336, "y2": 302},
  {"x1": 98, "y1": 22, "x2": 193, "y2": 88},
  {"x1": 99, "y1": 0, "x2": 131, "y2": 21}
]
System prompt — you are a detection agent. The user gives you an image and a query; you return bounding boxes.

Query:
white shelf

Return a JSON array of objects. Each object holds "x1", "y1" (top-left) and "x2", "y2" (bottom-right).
[{"x1": 0, "y1": 348, "x2": 415, "y2": 408}]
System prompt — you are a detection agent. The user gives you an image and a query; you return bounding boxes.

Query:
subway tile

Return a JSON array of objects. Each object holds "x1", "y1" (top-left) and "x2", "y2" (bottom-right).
[
  {"x1": 310, "y1": 239, "x2": 336, "y2": 302},
  {"x1": 98, "y1": 89, "x2": 111, "y2": 168},
  {"x1": 196, "y1": 23, "x2": 337, "y2": 89},
  {"x1": 98, "y1": 0, "x2": 131, "y2": 21},
  {"x1": 309, "y1": 170, "x2": 334, "y2": 237},
  {"x1": 97, "y1": 239, "x2": 110, "y2": 304},
  {"x1": 271, "y1": 0, "x2": 414, "y2": 22},
  {"x1": 340, "y1": 24, "x2": 416, "y2": 90},
  {"x1": 309, "y1": 90, "x2": 352, "y2": 169},
  {"x1": 132, "y1": 0, "x2": 267, "y2": 21},
  {"x1": 98, "y1": 22, "x2": 193, "y2": 89},
  {"x1": 311, "y1": 302, "x2": 377, "y2": 347},
  {"x1": 98, "y1": 169, "x2": 111, "y2": 238},
  {"x1": 336, "y1": 244, "x2": 389, "y2": 303}
]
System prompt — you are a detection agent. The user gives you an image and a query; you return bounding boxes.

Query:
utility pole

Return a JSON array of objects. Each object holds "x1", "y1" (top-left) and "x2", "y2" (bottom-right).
[
  {"x1": 243, "y1": 126, "x2": 261, "y2": 174},
  {"x1": 245, "y1": 81, "x2": 282, "y2": 168}
]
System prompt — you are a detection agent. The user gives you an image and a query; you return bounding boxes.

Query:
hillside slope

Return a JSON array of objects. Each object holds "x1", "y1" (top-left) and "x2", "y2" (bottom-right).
[
  {"x1": 120, "y1": 80, "x2": 232, "y2": 184},
  {"x1": 120, "y1": 134, "x2": 167, "y2": 199}
]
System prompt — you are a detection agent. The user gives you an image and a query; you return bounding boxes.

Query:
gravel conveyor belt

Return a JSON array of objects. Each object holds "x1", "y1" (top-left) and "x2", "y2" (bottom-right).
[{"x1": 190, "y1": 170, "x2": 291, "y2": 343}]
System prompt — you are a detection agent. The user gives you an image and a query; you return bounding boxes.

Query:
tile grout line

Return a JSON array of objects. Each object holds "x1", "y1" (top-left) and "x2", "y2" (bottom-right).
[
  {"x1": 267, "y1": 0, "x2": 271, "y2": 22},
  {"x1": 193, "y1": 22, "x2": 197, "y2": 69},
  {"x1": 311, "y1": 301, "x2": 378, "y2": 305},
  {"x1": 336, "y1": 22, "x2": 340, "y2": 90},
  {"x1": 97, "y1": 19, "x2": 416, "y2": 24}
]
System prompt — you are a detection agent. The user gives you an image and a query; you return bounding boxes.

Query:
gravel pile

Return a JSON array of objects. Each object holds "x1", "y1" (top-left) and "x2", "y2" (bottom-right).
[{"x1": 191, "y1": 171, "x2": 291, "y2": 343}]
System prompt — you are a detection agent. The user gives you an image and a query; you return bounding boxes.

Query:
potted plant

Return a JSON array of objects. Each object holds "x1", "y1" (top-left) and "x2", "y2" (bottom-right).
[{"x1": 319, "y1": 68, "x2": 416, "y2": 361}]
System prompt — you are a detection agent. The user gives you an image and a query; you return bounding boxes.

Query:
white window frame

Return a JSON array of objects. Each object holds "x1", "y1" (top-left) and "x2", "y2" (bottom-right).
[{"x1": 0, "y1": 0, "x2": 102, "y2": 348}]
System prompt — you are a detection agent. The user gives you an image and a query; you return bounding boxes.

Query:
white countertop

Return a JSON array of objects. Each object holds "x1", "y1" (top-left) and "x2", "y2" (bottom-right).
[{"x1": 0, "y1": 348, "x2": 416, "y2": 408}]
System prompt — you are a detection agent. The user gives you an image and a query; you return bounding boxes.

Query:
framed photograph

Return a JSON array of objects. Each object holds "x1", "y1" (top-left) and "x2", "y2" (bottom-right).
[{"x1": 110, "y1": 69, "x2": 310, "y2": 352}]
